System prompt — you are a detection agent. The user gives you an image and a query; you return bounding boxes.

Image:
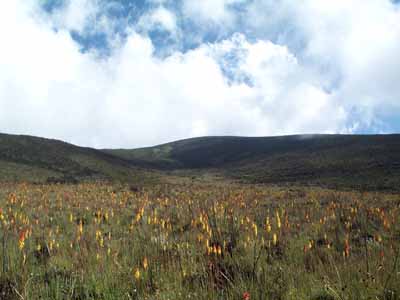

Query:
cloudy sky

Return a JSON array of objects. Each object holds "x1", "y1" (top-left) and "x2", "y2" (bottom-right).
[{"x1": 1, "y1": 0, "x2": 400, "y2": 148}]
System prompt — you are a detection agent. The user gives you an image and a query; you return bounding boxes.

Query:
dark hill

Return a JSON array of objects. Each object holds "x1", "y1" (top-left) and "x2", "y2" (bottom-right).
[
  {"x1": 0, "y1": 133, "x2": 146, "y2": 183},
  {"x1": 1, "y1": 132, "x2": 399, "y2": 190},
  {"x1": 105, "y1": 134, "x2": 400, "y2": 190}
]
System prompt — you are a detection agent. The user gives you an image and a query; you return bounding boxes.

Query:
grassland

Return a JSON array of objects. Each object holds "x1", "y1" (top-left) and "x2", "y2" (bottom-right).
[{"x1": 0, "y1": 181, "x2": 399, "y2": 299}]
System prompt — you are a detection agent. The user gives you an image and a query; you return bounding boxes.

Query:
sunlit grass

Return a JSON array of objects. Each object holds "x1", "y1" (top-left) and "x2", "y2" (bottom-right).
[{"x1": 0, "y1": 182, "x2": 399, "y2": 299}]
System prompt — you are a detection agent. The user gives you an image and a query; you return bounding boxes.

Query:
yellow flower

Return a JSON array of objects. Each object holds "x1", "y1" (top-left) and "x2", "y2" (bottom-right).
[
  {"x1": 19, "y1": 240, "x2": 25, "y2": 250},
  {"x1": 143, "y1": 257, "x2": 148, "y2": 270},
  {"x1": 134, "y1": 268, "x2": 140, "y2": 280},
  {"x1": 273, "y1": 233, "x2": 278, "y2": 246},
  {"x1": 252, "y1": 223, "x2": 258, "y2": 237},
  {"x1": 78, "y1": 221, "x2": 83, "y2": 235},
  {"x1": 265, "y1": 217, "x2": 271, "y2": 233},
  {"x1": 276, "y1": 211, "x2": 281, "y2": 229},
  {"x1": 18, "y1": 230, "x2": 26, "y2": 250},
  {"x1": 217, "y1": 245, "x2": 222, "y2": 256},
  {"x1": 376, "y1": 234, "x2": 382, "y2": 243}
]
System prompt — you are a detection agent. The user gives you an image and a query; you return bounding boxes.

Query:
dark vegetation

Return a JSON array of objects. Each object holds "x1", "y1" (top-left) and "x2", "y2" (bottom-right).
[
  {"x1": 1, "y1": 132, "x2": 400, "y2": 190},
  {"x1": 105, "y1": 134, "x2": 400, "y2": 191},
  {"x1": 0, "y1": 133, "x2": 151, "y2": 183}
]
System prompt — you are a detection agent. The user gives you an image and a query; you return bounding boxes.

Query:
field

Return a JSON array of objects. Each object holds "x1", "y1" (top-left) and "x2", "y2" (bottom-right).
[{"x1": 0, "y1": 181, "x2": 399, "y2": 300}]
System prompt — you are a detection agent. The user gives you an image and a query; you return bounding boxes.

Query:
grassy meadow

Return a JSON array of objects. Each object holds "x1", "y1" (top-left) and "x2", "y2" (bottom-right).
[{"x1": 0, "y1": 181, "x2": 399, "y2": 299}]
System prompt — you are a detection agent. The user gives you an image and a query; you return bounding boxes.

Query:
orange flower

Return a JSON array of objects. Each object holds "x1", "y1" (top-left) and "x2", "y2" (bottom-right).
[
  {"x1": 344, "y1": 237, "x2": 350, "y2": 258},
  {"x1": 18, "y1": 230, "x2": 26, "y2": 250},
  {"x1": 143, "y1": 257, "x2": 148, "y2": 270}
]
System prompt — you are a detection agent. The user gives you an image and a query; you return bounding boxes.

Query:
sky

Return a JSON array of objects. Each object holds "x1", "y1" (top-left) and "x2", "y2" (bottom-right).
[{"x1": 1, "y1": 0, "x2": 400, "y2": 148}]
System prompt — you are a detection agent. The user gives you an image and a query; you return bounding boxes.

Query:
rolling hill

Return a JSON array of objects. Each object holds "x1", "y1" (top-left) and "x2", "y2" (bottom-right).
[
  {"x1": 0, "y1": 133, "x2": 151, "y2": 183},
  {"x1": 1, "y1": 132, "x2": 399, "y2": 190},
  {"x1": 105, "y1": 134, "x2": 400, "y2": 190}
]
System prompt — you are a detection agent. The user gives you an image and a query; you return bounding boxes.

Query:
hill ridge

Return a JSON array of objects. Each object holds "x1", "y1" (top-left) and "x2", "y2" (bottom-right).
[
  {"x1": 1, "y1": 132, "x2": 400, "y2": 190},
  {"x1": 105, "y1": 134, "x2": 400, "y2": 190},
  {"x1": 0, "y1": 132, "x2": 145, "y2": 183}
]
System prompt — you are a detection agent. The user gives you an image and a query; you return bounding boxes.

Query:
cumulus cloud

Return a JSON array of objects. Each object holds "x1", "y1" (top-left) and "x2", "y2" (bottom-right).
[
  {"x1": 0, "y1": 0, "x2": 398, "y2": 148},
  {"x1": 182, "y1": 0, "x2": 245, "y2": 26},
  {"x1": 137, "y1": 6, "x2": 177, "y2": 34},
  {"x1": 49, "y1": 0, "x2": 100, "y2": 33},
  {"x1": 245, "y1": 0, "x2": 400, "y2": 130}
]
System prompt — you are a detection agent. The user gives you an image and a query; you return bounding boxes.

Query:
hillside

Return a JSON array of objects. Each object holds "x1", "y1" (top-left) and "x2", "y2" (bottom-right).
[
  {"x1": 105, "y1": 134, "x2": 400, "y2": 190},
  {"x1": 0, "y1": 133, "x2": 149, "y2": 183},
  {"x1": 1, "y1": 132, "x2": 399, "y2": 190}
]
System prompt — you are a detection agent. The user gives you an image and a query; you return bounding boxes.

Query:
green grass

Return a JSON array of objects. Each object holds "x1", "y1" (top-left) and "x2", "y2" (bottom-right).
[{"x1": 0, "y1": 182, "x2": 399, "y2": 299}]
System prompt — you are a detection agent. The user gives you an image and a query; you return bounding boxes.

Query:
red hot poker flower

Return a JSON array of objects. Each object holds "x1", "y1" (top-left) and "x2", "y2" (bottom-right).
[{"x1": 243, "y1": 291, "x2": 250, "y2": 300}]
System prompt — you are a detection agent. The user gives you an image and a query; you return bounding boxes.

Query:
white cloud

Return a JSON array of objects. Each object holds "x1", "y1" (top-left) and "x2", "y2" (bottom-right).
[
  {"x1": 49, "y1": 0, "x2": 99, "y2": 33},
  {"x1": 46, "y1": 0, "x2": 124, "y2": 48},
  {"x1": 182, "y1": 0, "x2": 245, "y2": 26},
  {"x1": 208, "y1": 34, "x2": 347, "y2": 135},
  {"x1": 245, "y1": 0, "x2": 400, "y2": 130},
  {"x1": 0, "y1": 0, "x2": 108, "y2": 146},
  {"x1": 2, "y1": 0, "x2": 398, "y2": 149},
  {"x1": 137, "y1": 6, "x2": 177, "y2": 34}
]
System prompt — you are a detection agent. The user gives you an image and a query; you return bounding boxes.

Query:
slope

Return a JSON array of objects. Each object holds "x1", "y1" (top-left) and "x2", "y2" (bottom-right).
[
  {"x1": 105, "y1": 134, "x2": 400, "y2": 190},
  {"x1": 0, "y1": 133, "x2": 147, "y2": 183}
]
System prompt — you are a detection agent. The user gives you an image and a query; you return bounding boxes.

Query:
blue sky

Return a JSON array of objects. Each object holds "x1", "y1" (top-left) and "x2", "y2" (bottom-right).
[
  {"x1": 40, "y1": 0, "x2": 310, "y2": 56},
  {"x1": 0, "y1": 0, "x2": 399, "y2": 148}
]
